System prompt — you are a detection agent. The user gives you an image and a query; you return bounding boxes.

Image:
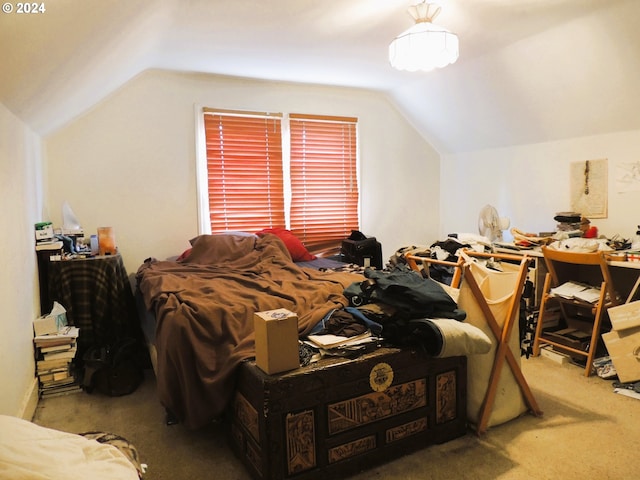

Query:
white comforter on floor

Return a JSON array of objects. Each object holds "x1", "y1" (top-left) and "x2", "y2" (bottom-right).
[{"x1": 0, "y1": 415, "x2": 139, "y2": 480}]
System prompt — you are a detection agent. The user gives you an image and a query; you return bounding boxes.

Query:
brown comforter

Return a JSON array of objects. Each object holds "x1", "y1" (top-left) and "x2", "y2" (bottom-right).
[{"x1": 136, "y1": 233, "x2": 364, "y2": 429}]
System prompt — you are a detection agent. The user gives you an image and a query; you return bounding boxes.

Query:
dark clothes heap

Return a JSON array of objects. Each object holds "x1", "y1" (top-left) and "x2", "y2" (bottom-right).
[
  {"x1": 310, "y1": 309, "x2": 366, "y2": 337},
  {"x1": 340, "y1": 264, "x2": 467, "y2": 354},
  {"x1": 427, "y1": 238, "x2": 470, "y2": 285},
  {"x1": 307, "y1": 264, "x2": 469, "y2": 358},
  {"x1": 344, "y1": 265, "x2": 466, "y2": 322},
  {"x1": 430, "y1": 238, "x2": 469, "y2": 258},
  {"x1": 389, "y1": 238, "x2": 470, "y2": 286},
  {"x1": 309, "y1": 307, "x2": 383, "y2": 337}
]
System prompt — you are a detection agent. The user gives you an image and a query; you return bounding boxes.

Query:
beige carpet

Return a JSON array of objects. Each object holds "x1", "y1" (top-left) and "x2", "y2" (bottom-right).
[{"x1": 33, "y1": 355, "x2": 640, "y2": 480}]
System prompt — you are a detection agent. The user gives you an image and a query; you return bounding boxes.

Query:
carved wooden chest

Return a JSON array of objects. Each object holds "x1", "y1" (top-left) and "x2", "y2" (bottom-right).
[{"x1": 228, "y1": 347, "x2": 467, "y2": 480}]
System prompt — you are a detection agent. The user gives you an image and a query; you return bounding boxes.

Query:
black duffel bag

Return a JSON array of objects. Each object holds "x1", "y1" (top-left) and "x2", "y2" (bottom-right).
[{"x1": 341, "y1": 231, "x2": 383, "y2": 269}]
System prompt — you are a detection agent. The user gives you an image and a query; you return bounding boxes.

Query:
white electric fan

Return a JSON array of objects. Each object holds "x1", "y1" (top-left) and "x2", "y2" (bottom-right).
[{"x1": 478, "y1": 204, "x2": 510, "y2": 242}]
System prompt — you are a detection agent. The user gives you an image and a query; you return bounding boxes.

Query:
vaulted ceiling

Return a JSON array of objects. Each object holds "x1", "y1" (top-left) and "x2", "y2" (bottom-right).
[{"x1": 2, "y1": 0, "x2": 639, "y2": 153}]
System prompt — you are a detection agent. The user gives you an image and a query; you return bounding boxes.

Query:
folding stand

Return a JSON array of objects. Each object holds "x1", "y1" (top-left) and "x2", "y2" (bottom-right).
[{"x1": 459, "y1": 250, "x2": 543, "y2": 435}]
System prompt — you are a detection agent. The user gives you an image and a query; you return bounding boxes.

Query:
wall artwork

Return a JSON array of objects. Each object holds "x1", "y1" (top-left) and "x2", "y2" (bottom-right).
[
  {"x1": 615, "y1": 161, "x2": 640, "y2": 193},
  {"x1": 570, "y1": 158, "x2": 608, "y2": 219}
]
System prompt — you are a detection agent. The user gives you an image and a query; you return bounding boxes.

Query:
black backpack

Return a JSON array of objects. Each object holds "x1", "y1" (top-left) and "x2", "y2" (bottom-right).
[{"x1": 83, "y1": 338, "x2": 144, "y2": 396}]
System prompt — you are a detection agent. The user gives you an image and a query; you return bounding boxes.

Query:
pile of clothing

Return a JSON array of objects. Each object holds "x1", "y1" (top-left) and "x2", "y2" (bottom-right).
[{"x1": 308, "y1": 263, "x2": 491, "y2": 360}]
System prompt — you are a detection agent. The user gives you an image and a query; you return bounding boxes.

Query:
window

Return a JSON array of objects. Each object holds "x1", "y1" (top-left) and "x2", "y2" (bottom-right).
[
  {"x1": 201, "y1": 109, "x2": 359, "y2": 255},
  {"x1": 289, "y1": 114, "x2": 359, "y2": 253},
  {"x1": 203, "y1": 110, "x2": 285, "y2": 233}
]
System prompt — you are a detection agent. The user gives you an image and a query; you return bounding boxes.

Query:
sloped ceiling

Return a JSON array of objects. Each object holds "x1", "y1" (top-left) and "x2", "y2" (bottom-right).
[{"x1": 1, "y1": 0, "x2": 639, "y2": 153}]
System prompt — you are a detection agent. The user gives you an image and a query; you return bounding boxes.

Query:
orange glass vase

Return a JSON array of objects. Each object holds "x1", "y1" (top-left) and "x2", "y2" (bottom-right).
[{"x1": 97, "y1": 227, "x2": 117, "y2": 255}]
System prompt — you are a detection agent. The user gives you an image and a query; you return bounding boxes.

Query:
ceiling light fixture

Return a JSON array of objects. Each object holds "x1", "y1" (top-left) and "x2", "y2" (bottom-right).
[{"x1": 389, "y1": 2, "x2": 459, "y2": 72}]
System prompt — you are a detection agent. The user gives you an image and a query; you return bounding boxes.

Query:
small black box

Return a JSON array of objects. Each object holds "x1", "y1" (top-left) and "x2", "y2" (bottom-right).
[{"x1": 341, "y1": 237, "x2": 383, "y2": 269}]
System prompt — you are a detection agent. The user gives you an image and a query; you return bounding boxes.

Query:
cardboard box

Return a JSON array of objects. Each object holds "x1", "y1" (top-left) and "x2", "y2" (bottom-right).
[
  {"x1": 545, "y1": 327, "x2": 591, "y2": 352},
  {"x1": 626, "y1": 252, "x2": 640, "y2": 262},
  {"x1": 608, "y1": 301, "x2": 640, "y2": 331},
  {"x1": 34, "y1": 222, "x2": 54, "y2": 241},
  {"x1": 540, "y1": 345, "x2": 570, "y2": 365},
  {"x1": 602, "y1": 327, "x2": 640, "y2": 383},
  {"x1": 254, "y1": 308, "x2": 299, "y2": 374}
]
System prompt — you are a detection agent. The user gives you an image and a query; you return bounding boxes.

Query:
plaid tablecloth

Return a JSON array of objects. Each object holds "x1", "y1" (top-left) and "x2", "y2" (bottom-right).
[{"x1": 47, "y1": 254, "x2": 139, "y2": 353}]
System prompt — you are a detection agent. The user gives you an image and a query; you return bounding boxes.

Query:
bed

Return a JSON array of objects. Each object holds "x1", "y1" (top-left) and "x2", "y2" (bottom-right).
[
  {"x1": 136, "y1": 233, "x2": 365, "y2": 429},
  {"x1": 135, "y1": 232, "x2": 497, "y2": 435},
  {"x1": 136, "y1": 232, "x2": 487, "y2": 479},
  {"x1": 136, "y1": 232, "x2": 527, "y2": 477}
]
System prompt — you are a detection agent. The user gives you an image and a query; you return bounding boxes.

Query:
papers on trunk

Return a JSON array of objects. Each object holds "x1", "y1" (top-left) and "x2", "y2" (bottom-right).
[{"x1": 306, "y1": 330, "x2": 377, "y2": 350}]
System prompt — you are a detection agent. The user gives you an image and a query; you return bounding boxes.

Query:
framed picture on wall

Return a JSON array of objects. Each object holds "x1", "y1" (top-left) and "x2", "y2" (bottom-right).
[
  {"x1": 570, "y1": 158, "x2": 608, "y2": 219},
  {"x1": 616, "y1": 161, "x2": 640, "y2": 193}
]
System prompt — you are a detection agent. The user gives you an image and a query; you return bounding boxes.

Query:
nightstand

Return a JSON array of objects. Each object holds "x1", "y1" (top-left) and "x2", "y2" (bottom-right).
[{"x1": 42, "y1": 253, "x2": 142, "y2": 360}]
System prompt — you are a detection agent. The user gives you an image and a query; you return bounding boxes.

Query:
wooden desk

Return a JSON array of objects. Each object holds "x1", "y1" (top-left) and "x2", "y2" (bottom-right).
[
  {"x1": 493, "y1": 247, "x2": 640, "y2": 307},
  {"x1": 607, "y1": 260, "x2": 640, "y2": 302}
]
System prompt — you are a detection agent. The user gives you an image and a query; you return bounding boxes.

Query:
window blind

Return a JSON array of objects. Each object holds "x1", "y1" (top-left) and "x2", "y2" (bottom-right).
[
  {"x1": 289, "y1": 114, "x2": 359, "y2": 254},
  {"x1": 204, "y1": 111, "x2": 286, "y2": 233}
]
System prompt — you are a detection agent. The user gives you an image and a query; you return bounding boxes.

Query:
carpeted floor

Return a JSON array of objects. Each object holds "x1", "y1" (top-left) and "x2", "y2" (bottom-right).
[{"x1": 33, "y1": 354, "x2": 640, "y2": 480}]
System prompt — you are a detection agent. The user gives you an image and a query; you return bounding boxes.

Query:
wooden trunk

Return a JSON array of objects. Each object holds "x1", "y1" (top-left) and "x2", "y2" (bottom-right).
[{"x1": 228, "y1": 347, "x2": 467, "y2": 480}]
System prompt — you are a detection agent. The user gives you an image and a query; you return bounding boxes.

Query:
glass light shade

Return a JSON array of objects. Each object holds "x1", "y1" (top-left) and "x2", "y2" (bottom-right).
[{"x1": 389, "y1": 22, "x2": 459, "y2": 72}]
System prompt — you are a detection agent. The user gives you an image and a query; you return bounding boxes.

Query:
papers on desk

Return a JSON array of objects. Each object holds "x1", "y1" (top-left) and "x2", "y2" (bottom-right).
[
  {"x1": 550, "y1": 281, "x2": 602, "y2": 303},
  {"x1": 493, "y1": 241, "x2": 535, "y2": 251}
]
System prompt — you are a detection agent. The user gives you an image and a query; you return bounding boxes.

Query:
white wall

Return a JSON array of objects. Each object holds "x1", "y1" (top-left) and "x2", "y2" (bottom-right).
[
  {"x1": 44, "y1": 69, "x2": 440, "y2": 276},
  {"x1": 0, "y1": 102, "x2": 42, "y2": 418},
  {"x1": 440, "y1": 129, "x2": 640, "y2": 242},
  {"x1": 11, "y1": 67, "x2": 640, "y2": 420}
]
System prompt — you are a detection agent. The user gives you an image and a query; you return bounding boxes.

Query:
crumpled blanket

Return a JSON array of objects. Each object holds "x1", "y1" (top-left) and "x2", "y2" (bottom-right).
[
  {"x1": 0, "y1": 415, "x2": 139, "y2": 480},
  {"x1": 136, "y1": 233, "x2": 363, "y2": 429}
]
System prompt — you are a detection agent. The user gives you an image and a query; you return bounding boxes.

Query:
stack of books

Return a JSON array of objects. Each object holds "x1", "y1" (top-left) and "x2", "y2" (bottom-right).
[{"x1": 34, "y1": 326, "x2": 82, "y2": 397}]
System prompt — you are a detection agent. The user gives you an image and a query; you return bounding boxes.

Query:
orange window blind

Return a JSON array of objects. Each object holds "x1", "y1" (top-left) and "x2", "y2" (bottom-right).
[
  {"x1": 289, "y1": 114, "x2": 359, "y2": 255},
  {"x1": 204, "y1": 111, "x2": 286, "y2": 233}
]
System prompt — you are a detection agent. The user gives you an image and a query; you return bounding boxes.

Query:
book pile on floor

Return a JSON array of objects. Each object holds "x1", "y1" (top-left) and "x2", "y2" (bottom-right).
[{"x1": 34, "y1": 326, "x2": 82, "y2": 397}]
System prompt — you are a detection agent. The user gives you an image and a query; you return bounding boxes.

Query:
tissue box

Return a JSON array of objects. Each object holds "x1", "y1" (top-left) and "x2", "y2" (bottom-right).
[
  {"x1": 33, "y1": 302, "x2": 68, "y2": 336},
  {"x1": 254, "y1": 308, "x2": 299, "y2": 374},
  {"x1": 33, "y1": 315, "x2": 59, "y2": 336}
]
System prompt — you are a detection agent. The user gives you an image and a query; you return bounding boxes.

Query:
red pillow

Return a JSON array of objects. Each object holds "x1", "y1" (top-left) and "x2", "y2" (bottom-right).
[
  {"x1": 256, "y1": 228, "x2": 316, "y2": 262},
  {"x1": 176, "y1": 248, "x2": 192, "y2": 261}
]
